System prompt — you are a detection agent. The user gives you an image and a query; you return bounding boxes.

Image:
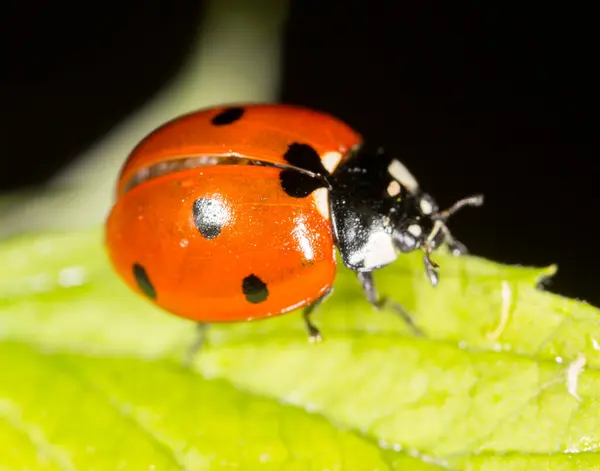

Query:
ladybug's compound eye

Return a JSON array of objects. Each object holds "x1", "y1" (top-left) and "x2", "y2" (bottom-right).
[{"x1": 392, "y1": 221, "x2": 424, "y2": 253}]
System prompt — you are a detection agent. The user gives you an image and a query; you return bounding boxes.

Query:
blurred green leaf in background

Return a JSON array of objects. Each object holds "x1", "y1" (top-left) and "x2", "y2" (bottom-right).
[
  {"x1": 2, "y1": 228, "x2": 600, "y2": 470},
  {"x1": 0, "y1": 0, "x2": 288, "y2": 240}
]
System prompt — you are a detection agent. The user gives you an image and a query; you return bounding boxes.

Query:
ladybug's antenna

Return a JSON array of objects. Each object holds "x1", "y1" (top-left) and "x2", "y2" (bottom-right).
[{"x1": 437, "y1": 194, "x2": 484, "y2": 222}]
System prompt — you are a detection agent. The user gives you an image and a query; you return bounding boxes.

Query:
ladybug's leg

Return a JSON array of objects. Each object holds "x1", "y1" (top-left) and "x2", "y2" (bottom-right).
[
  {"x1": 446, "y1": 237, "x2": 468, "y2": 256},
  {"x1": 439, "y1": 225, "x2": 469, "y2": 256},
  {"x1": 183, "y1": 322, "x2": 209, "y2": 366},
  {"x1": 356, "y1": 272, "x2": 425, "y2": 336},
  {"x1": 302, "y1": 288, "x2": 333, "y2": 343}
]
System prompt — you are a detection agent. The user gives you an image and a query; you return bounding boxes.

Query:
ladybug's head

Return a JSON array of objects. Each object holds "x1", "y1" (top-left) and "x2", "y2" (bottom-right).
[{"x1": 391, "y1": 192, "x2": 484, "y2": 286}]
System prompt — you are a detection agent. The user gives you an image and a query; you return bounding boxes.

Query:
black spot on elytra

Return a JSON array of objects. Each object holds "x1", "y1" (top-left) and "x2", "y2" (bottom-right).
[
  {"x1": 283, "y1": 143, "x2": 329, "y2": 176},
  {"x1": 280, "y1": 169, "x2": 327, "y2": 198},
  {"x1": 133, "y1": 263, "x2": 156, "y2": 300},
  {"x1": 211, "y1": 107, "x2": 245, "y2": 125},
  {"x1": 242, "y1": 274, "x2": 269, "y2": 304},
  {"x1": 193, "y1": 198, "x2": 228, "y2": 239}
]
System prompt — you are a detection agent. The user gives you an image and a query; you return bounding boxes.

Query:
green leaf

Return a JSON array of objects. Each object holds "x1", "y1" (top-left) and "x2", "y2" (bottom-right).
[{"x1": 1, "y1": 228, "x2": 599, "y2": 470}]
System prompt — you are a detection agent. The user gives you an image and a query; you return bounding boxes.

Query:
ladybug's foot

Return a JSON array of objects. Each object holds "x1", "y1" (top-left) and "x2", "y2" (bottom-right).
[
  {"x1": 446, "y1": 237, "x2": 468, "y2": 256},
  {"x1": 357, "y1": 271, "x2": 425, "y2": 337},
  {"x1": 302, "y1": 289, "x2": 332, "y2": 343},
  {"x1": 183, "y1": 322, "x2": 209, "y2": 367},
  {"x1": 423, "y1": 249, "x2": 440, "y2": 287},
  {"x1": 303, "y1": 312, "x2": 323, "y2": 343}
]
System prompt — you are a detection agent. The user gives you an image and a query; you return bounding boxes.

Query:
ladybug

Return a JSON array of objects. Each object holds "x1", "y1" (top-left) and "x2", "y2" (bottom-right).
[{"x1": 106, "y1": 104, "x2": 482, "y2": 349}]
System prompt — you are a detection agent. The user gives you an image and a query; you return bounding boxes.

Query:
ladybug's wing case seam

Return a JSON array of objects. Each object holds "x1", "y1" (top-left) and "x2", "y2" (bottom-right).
[{"x1": 117, "y1": 104, "x2": 362, "y2": 196}]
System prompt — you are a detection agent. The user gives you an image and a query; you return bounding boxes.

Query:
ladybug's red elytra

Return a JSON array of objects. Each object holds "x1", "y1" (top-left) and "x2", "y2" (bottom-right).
[{"x1": 106, "y1": 104, "x2": 483, "y2": 348}]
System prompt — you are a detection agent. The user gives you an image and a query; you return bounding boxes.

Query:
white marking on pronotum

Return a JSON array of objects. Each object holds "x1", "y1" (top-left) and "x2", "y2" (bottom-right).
[
  {"x1": 387, "y1": 159, "x2": 419, "y2": 193},
  {"x1": 567, "y1": 352, "x2": 586, "y2": 401},
  {"x1": 592, "y1": 337, "x2": 600, "y2": 351},
  {"x1": 363, "y1": 231, "x2": 397, "y2": 268},
  {"x1": 313, "y1": 188, "x2": 330, "y2": 219},
  {"x1": 487, "y1": 281, "x2": 512, "y2": 341},
  {"x1": 321, "y1": 151, "x2": 343, "y2": 173},
  {"x1": 387, "y1": 180, "x2": 401, "y2": 197},
  {"x1": 348, "y1": 230, "x2": 396, "y2": 269}
]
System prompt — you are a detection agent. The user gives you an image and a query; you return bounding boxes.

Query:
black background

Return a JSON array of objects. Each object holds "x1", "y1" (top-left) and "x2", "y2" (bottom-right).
[{"x1": 1, "y1": 1, "x2": 597, "y2": 304}]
